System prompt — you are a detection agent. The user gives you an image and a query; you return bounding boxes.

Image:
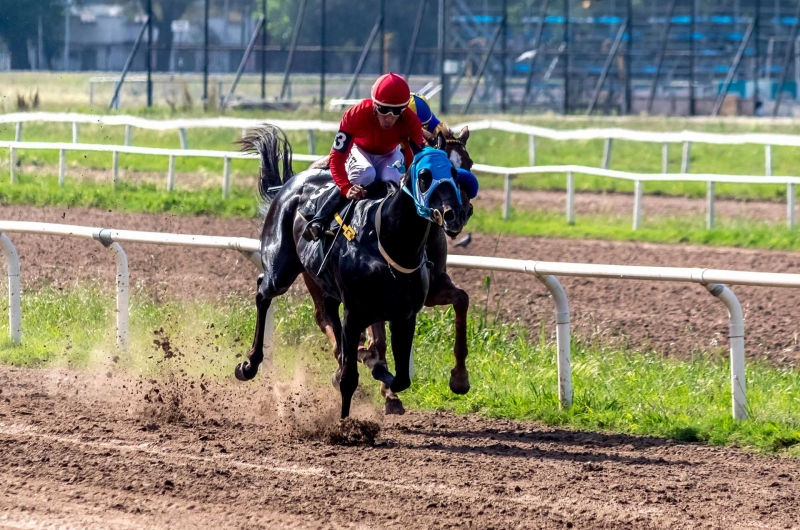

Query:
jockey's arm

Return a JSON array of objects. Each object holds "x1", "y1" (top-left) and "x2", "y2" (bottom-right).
[{"x1": 329, "y1": 129, "x2": 355, "y2": 196}]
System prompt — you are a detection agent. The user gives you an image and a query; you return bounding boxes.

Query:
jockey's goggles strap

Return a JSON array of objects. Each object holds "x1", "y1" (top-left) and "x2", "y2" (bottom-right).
[{"x1": 403, "y1": 147, "x2": 462, "y2": 223}]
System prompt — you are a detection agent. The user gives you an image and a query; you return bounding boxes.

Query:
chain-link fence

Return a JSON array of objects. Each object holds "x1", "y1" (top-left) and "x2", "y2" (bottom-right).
[{"x1": 22, "y1": 0, "x2": 800, "y2": 116}]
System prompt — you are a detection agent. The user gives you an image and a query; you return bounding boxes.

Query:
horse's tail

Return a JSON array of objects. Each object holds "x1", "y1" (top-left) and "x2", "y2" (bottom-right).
[{"x1": 237, "y1": 124, "x2": 294, "y2": 202}]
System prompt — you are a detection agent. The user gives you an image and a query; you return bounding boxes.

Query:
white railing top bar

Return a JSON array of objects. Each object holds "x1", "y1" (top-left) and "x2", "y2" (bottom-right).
[
  {"x1": 0, "y1": 140, "x2": 319, "y2": 163},
  {"x1": 6, "y1": 112, "x2": 800, "y2": 147},
  {"x1": 447, "y1": 255, "x2": 800, "y2": 289},
  {"x1": 470, "y1": 162, "x2": 800, "y2": 184},
  {"x1": 0, "y1": 112, "x2": 340, "y2": 133},
  {"x1": 0, "y1": 221, "x2": 260, "y2": 253},
  {"x1": 3, "y1": 139, "x2": 799, "y2": 185},
  {"x1": 3, "y1": 221, "x2": 800, "y2": 290}
]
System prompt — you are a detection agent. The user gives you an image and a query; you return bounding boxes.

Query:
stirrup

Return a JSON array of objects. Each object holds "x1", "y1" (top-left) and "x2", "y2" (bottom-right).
[{"x1": 303, "y1": 221, "x2": 324, "y2": 242}]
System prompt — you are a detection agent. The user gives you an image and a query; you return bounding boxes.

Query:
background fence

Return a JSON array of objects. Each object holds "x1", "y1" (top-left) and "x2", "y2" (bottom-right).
[{"x1": 8, "y1": 1, "x2": 800, "y2": 116}]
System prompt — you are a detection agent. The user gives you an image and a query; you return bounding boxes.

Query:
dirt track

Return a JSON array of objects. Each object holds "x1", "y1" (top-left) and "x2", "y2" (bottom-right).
[
  {"x1": 0, "y1": 365, "x2": 799, "y2": 529},
  {"x1": 3, "y1": 201, "x2": 800, "y2": 527},
  {"x1": 3, "y1": 202, "x2": 800, "y2": 363}
]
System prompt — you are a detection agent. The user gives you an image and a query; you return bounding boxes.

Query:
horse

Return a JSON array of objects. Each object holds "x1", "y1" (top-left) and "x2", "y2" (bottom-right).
[
  {"x1": 300, "y1": 123, "x2": 475, "y2": 414},
  {"x1": 235, "y1": 124, "x2": 468, "y2": 419}
]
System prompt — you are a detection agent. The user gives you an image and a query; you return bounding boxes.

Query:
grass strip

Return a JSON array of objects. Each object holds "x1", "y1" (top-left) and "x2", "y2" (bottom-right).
[{"x1": 1, "y1": 286, "x2": 799, "y2": 455}]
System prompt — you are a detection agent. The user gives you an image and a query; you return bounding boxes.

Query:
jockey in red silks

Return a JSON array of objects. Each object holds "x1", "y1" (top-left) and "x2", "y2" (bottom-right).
[{"x1": 301, "y1": 72, "x2": 424, "y2": 241}]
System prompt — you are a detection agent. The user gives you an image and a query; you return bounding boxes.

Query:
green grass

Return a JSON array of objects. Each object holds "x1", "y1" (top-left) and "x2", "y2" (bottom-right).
[
  {"x1": 469, "y1": 207, "x2": 800, "y2": 251},
  {"x1": 2, "y1": 285, "x2": 800, "y2": 455}
]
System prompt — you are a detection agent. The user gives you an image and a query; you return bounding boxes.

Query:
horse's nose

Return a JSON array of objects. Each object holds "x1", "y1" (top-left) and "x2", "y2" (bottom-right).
[{"x1": 443, "y1": 208, "x2": 456, "y2": 224}]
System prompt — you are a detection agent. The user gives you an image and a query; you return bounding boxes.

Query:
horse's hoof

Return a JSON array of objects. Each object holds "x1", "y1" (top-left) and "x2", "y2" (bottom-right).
[
  {"x1": 449, "y1": 369, "x2": 470, "y2": 395},
  {"x1": 234, "y1": 362, "x2": 257, "y2": 381},
  {"x1": 370, "y1": 363, "x2": 395, "y2": 387},
  {"x1": 384, "y1": 397, "x2": 406, "y2": 415},
  {"x1": 331, "y1": 368, "x2": 342, "y2": 390}
]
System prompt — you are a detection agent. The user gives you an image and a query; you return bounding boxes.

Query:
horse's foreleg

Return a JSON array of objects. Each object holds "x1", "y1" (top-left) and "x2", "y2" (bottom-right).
[
  {"x1": 235, "y1": 274, "x2": 272, "y2": 381},
  {"x1": 303, "y1": 272, "x2": 339, "y2": 358},
  {"x1": 425, "y1": 274, "x2": 471, "y2": 395},
  {"x1": 339, "y1": 311, "x2": 365, "y2": 419},
  {"x1": 388, "y1": 315, "x2": 417, "y2": 395}
]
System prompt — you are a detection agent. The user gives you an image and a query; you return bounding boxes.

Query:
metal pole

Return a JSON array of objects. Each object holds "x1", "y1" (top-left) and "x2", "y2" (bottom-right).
[
  {"x1": 788, "y1": 183, "x2": 796, "y2": 228},
  {"x1": 63, "y1": 1, "x2": 70, "y2": 71},
  {"x1": 563, "y1": 0, "x2": 570, "y2": 115},
  {"x1": 587, "y1": 21, "x2": 628, "y2": 115},
  {"x1": 501, "y1": 0, "x2": 508, "y2": 113},
  {"x1": 320, "y1": 0, "x2": 326, "y2": 113},
  {"x1": 146, "y1": 0, "x2": 153, "y2": 107},
  {"x1": 535, "y1": 275, "x2": 571, "y2": 409},
  {"x1": 521, "y1": 0, "x2": 549, "y2": 113},
  {"x1": 280, "y1": 0, "x2": 308, "y2": 100},
  {"x1": 646, "y1": 0, "x2": 676, "y2": 113},
  {"x1": 108, "y1": 17, "x2": 149, "y2": 109},
  {"x1": 566, "y1": 171, "x2": 575, "y2": 224},
  {"x1": 344, "y1": 16, "x2": 382, "y2": 99},
  {"x1": 624, "y1": 0, "x2": 632, "y2": 115},
  {"x1": 689, "y1": 0, "x2": 696, "y2": 116},
  {"x1": 109, "y1": 243, "x2": 129, "y2": 349},
  {"x1": 754, "y1": 0, "x2": 760, "y2": 115},
  {"x1": 772, "y1": 1, "x2": 800, "y2": 117},
  {"x1": 503, "y1": 173, "x2": 512, "y2": 219},
  {"x1": 203, "y1": 0, "x2": 210, "y2": 107},
  {"x1": 712, "y1": 19, "x2": 755, "y2": 117},
  {"x1": 704, "y1": 284, "x2": 747, "y2": 421},
  {"x1": 633, "y1": 179, "x2": 642, "y2": 230},
  {"x1": 707, "y1": 181, "x2": 715, "y2": 229},
  {"x1": 601, "y1": 138, "x2": 613, "y2": 169},
  {"x1": 462, "y1": 20, "x2": 504, "y2": 114},
  {"x1": 438, "y1": 0, "x2": 447, "y2": 114},
  {"x1": 222, "y1": 18, "x2": 266, "y2": 108},
  {"x1": 765, "y1": 144, "x2": 772, "y2": 176},
  {"x1": 403, "y1": 0, "x2": 427, "y2": 81},
  {"x1": 261, "y1": 0, "x2": 267, "y2": 99},
  {"x1": 379, "y1": 0, "x2": 386, "y2": 73}
]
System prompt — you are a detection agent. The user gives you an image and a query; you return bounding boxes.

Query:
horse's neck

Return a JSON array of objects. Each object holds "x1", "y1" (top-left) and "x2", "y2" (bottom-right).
[{"x1": 378, "y1": 187, "x2": 430, "y2": 265}]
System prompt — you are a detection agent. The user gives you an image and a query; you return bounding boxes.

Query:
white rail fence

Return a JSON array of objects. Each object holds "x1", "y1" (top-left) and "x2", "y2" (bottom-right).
[
  {"x1": 7, "y1": 222, "x2": 800, "y2": 419},
  {"x1": 3, "y1": 138, "x2": 799, "y2": 229}
]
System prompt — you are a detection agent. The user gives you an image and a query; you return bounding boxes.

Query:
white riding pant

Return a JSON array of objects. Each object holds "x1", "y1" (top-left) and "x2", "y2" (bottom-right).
[{"x1": 345, "y1": 145, "x2": 404, "y2": 188}]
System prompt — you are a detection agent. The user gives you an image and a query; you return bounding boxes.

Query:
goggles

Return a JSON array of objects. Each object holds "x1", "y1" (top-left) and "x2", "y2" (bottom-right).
[{"x1": 375, "y1": 104, "x2": 406, "y2": 116}]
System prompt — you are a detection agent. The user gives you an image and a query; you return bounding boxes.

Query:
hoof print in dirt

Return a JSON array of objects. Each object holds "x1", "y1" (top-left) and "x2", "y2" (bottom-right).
[{"x1": 324, "y1": 418, "x2": 380, "y2": 446}]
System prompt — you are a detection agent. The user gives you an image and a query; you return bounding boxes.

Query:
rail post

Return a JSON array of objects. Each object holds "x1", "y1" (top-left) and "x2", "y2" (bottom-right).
[
  {"x1": 602, "y1": 138, "x2": 613, "y2": 169},
  {"x1": 503, "y1": 173, "x2": 512, "y2": 220},
  {"x1": 707, "y1": 181, "x2": 715, "y2": 229},
  {"x1": 9, "y1": 147, "x2": 17, "y2": 184},
  {"x1": 124, "y1": 124, "x2": 132, "y2": 146},
  {"x1": 765, "y1": 144, "x2": 772, "y2": 176},
  {"x1": 178, "y1": 128, "x2": 188, "y2": 150},
  {"x1": 167, "y1": 154, "x2": 176, "y2": 191},
  {"x1": 661, "y1": 142, "x2": 668, "y2": 173},
  {"x1": 633, "y1": 180, "x2": 643, "y2": 230},
  {"x1": 15, "y1": 122, "x2": 22, "y2": 142},
  {"x1": 0, "y1": 233, "x2": 21, "y2": 343},
  {"x1": 788, "y1": 183, "x2": 796, "y2": 228},
  {"x1": 704, "y1": 283, "x2": 746, "y2": 420},
  {"x1": 72, "y1": 122, "x2": 78, "y2": 144},
  {"x1": 58, "y1": 149, "x2": 66, "y2": 186},
  {"x1": 681, "y1": 141, "x2": 691, "y2": 173},
  {"x1": 222, "y1": 156, "x2": 231, "y2": 199},
  {"x1": 566, "y1": 171, "x2": 575, "y2": 225},
  {"x1": 307, "y1": 130, "x2": 316, "y2": 155},
  {"x1": 112, "y1": 151, "x2": 119, "y2": 186},
  {"x1": 528, "y1": 134, "x2": 536, "y2": 166},
  {"x1": 109, "y1": 242, "x2": 129, "y2": 348},
  {"x1": 531, "y1": 271, "x2": 572, "y2": 409}
]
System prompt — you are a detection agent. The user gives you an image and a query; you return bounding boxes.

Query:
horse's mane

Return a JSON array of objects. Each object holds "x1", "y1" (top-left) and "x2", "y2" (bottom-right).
[{"x1": 433, "y1": 123, "x2": 454, "y2": 138}]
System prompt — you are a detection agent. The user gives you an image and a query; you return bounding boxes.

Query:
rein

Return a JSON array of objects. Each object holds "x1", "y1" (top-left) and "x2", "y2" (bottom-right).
[{"x1": 374, "y1": 198, "x2": 429, "y2": 274}]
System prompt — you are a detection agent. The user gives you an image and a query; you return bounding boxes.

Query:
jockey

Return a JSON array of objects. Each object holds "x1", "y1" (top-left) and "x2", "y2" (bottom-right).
[
  {"x1": 408, "y1": 92, "x2": 441, "y2": 134},
  {"x1": 301, "y1": 72, "x2": 424, "y2": 241}
]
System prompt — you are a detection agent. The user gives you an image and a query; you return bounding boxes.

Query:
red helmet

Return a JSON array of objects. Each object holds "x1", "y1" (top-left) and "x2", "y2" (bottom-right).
[{"x1": 371, "y1": 73, "x2": 410, "y2": 107}]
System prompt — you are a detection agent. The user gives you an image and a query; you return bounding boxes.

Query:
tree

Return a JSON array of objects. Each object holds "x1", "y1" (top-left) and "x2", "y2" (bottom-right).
[{"x1": 0, "y1": 0, "x2": 65, "y2": 69}]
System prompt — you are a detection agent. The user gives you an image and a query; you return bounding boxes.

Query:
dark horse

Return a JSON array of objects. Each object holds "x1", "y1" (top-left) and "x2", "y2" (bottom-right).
[
  {"x1": 235, "y1": 124, "x2": 468, "y2": 418},
  {"x1": 301, "y1": 123, "x2": 475, "y2": 413}
]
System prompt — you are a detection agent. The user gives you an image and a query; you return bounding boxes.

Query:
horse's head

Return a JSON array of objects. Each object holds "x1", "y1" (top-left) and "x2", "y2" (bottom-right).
[
  {"x1": 404, "y1": 148, "x2": 469, "y2": 238},
  {"x1": 423, "y1": 124, "x2": 473, "y2": 171}
]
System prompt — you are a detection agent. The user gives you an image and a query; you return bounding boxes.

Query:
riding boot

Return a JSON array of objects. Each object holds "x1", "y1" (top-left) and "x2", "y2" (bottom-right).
[{"x1": 303, "y1": 185, "x2": 345, "y2": 242}]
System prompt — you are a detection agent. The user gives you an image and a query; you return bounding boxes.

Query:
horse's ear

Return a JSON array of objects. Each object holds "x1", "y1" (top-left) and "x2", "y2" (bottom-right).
[
  {"x1": 436, "y1": 133, "x2": 446, "y2": 151},
  {"x1": 459, "y1": 126, "x2": 470, "y2": 146}
]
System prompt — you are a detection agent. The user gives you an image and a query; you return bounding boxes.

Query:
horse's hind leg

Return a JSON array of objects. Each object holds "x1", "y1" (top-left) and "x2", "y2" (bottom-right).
[
  {"x1": 302, "y1": 272, "x2": 339, "y2": 357},
  {"x1": 425, "y1": 273, "x2": 470, "y2": 395},
  {"x1": 235, "y1": 274, "x2": 272, "y2": 381}
]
